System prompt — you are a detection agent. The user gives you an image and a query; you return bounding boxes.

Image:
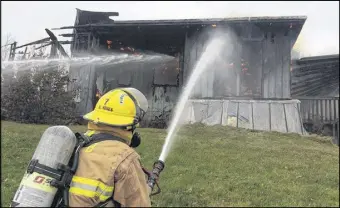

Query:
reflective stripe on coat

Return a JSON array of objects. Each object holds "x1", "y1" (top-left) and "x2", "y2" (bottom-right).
[{"x1": 68, "y1": 139, "x2": 151, "y2": 207}]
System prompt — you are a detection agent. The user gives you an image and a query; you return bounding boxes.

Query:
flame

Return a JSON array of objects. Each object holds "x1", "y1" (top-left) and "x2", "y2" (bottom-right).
[{"x1": 96, "y1": 89, "x2": 102, "y2": 98}]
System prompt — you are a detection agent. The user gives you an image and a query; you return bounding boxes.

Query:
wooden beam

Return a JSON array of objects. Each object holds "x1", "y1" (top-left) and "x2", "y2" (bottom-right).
[
  {"x1": 21, "y1": 47, "x2": 28, "y2": 60},
  {"x1": 59, "y1": 33, "x2": 93, "y2": 37},
  {"x1": 8, "y1": 44, "x2": 13, "y2": 61},
  {"x1": 9, "y1": 42, "x2": 17, "y2": 61},
  {"x1": 45, "y1": 28, "x2": 69, "y2": 58},
  {"x1": 50, "y1": 42, "x2": 57, "y2": 58},
  {"x1": 15, "y1": 37, "x2": 50, "y2": 50},
  {"x1": 34, "y1": 41, "x2": 75, "y2": 50},
  {"x1": 35, "y1": 42, "x2": 53, "y2": 50}
]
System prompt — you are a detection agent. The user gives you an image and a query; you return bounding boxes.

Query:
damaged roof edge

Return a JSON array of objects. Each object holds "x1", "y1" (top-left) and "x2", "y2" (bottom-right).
[
  {"x1": 73, "y1": 17, "x2": 307, "y2": 27},
  {"x1": 53, "y1": 16, "x2": 306, "y2": 30},
  {"x1": 110, "y1": 16, "x2": 307, "y2": 25},
  {"x1": 74, "y1": 9, "x2": 306, "y2": 26},
  {"x1": 76, "y1": 8, "x2": 119, "y2": 17},
  {"x1": 298, "y1": 54, "x2": 339, "y2": 62}
]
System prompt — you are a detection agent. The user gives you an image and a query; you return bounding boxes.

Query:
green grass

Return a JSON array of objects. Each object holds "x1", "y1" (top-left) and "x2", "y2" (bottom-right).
[{"x1": 1, "y1": 121, "x2": 339, "y2": 207}]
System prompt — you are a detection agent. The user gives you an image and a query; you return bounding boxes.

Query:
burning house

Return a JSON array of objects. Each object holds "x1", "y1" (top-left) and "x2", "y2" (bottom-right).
[{"x1": 52, "y1": 9, "x2": 308, "y2": 132}]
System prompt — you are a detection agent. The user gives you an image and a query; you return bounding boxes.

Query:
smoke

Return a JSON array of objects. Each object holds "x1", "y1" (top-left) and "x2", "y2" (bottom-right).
[
  {"x1": 2, "y1": 2, "x2": 338, "y2": 60},
  {"x1": 191, "y1": 1, "x2": 339, "y2": 57}
]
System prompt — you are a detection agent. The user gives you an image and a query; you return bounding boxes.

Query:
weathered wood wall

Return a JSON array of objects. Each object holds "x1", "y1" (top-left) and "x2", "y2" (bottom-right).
[
  {"x1": 69, "y1": 23, "x2": 298, "y2": 127},
  {"x1": 262, "y1": 32, "x2": 291, "y2": 99},
  {"x1": 68, "y1": 30, "x2": 101, "y2": 116},
  {"x1": 94, "y1": 57, "x2": 181, "y2": 127},
  {"x1": 183, "y1": 29, "x2": 241, "y2": 98},
  {"x1": 291, "y1": 55, "x2": 339, "y2": 97},
  {"x1": 68, "y1": 64, "x2": 96, "y2": 115},
  {"x1": 183, "y1": 24, "x2": 293, "y2": 99}
]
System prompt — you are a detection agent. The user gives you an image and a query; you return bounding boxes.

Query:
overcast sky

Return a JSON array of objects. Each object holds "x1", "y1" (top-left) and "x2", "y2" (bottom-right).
[{"x1": 1, "y1": 1, "x2": 339, "y2": 57}]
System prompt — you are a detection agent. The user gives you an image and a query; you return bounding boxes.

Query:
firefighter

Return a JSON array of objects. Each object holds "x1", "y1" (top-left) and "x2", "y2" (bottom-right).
[{"x1": 69, "y1": 87, "x2": 151, "y2": 207}]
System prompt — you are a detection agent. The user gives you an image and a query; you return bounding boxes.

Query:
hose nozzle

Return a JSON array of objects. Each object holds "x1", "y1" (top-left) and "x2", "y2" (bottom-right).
[{"x1": 147, "y1": 160, "x2": 165, "y2": 195}]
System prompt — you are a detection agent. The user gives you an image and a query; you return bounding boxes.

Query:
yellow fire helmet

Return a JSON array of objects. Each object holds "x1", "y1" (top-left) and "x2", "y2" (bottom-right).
[{"x1": 83, "y1": 87, "x2": 148, "y2": 127}]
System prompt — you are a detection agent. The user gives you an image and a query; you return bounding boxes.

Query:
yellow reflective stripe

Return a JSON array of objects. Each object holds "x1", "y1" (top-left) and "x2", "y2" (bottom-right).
[
  {"x1": 69, "y1": 187, "x2": 97, "y2": 198},
  {"x1": 84, "y1": 130, "x2": 96, "y2": 137},
  {"x1": 70, "y1": 176, "x2": 114, "y2": 201},
  {"x1": 72, "y1": 176, "x2": 114, "y2": 192},
  {"x1": 84, "y1": 143, "x2": 98, "y2": 153},
  {"x1": 70, "y1": 182, "x2": 113, "y2": 196},
  {"x1": 99, "y1": 195, "x2": 111, "y2": 201},
  {"x1": 69, "y1": 187, "x2": 111, "y2": 201}
]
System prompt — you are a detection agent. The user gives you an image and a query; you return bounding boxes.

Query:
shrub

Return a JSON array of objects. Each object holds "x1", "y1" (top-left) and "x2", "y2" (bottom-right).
[{"x1": 1, "y1": 64, "x2": 77, "y2": 125}]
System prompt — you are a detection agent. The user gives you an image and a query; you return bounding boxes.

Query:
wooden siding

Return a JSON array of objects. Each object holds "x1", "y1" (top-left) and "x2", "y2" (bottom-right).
[
  {"x1": 291, "y1": 55, "x2": 339, "y2": 97},
  {"x1": 93, "y1": 58, "x2": 181, "y2": 127},
  {"x1": 262, "y1": 33, "x2": 291, "y2": 99},
  {"x1": 184, "y1": 27, "x2": 293, "y2": 99}
]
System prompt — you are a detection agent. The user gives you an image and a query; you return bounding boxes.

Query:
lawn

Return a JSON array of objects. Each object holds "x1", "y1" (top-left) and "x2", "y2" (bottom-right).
[{"x1": 1, "y1": 121, "x2": 339, "y2": 207}]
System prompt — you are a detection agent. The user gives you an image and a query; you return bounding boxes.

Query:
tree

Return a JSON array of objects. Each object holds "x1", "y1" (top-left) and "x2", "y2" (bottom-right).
[{"x1": 1, "y1": 33, "x2": 15, "y2": 61}]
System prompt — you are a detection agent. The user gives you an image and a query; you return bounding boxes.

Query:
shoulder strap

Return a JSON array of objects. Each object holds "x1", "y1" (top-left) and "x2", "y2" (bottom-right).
[{"x1": 84, "y1": 133, "x2": 127, "y2": 148}]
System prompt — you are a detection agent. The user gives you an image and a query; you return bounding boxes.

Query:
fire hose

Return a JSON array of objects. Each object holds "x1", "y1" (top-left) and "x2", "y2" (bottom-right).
[{"x1": 142, "y1": 160, "x2": 165, "y2": 196}]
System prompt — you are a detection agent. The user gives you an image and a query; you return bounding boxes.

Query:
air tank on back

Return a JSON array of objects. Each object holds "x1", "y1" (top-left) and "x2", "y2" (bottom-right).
[{"x1": 11, "y1": 126, "x2": 77, "y2": 207}]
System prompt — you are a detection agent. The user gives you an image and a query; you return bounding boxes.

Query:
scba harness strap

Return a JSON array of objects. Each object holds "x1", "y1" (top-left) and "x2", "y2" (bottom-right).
[
  {"x1": 27, "y1": 132, "x2": 127, "y2": 208},
  {"x1": 71, "y1": 133, "x2": 125, "y2": 208},
  {"x1": 83, "y1": 133, "x2": 127, "y2": 148}
]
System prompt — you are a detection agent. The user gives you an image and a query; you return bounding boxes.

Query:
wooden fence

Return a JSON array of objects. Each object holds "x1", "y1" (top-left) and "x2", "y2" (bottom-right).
[{"x1": 298, "y1": 97, "x2": 339, "y2": 124}]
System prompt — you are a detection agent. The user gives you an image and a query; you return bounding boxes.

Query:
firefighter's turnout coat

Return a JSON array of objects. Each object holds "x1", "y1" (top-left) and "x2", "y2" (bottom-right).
[{"x1": 68, "y1": 123, "x2": 151, "y2": 207}]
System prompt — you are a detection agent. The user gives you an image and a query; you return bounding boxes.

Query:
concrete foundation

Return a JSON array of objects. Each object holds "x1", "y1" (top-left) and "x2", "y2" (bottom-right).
[{"x1": 180, "y1": 99, "x2": 307, "y2": 135}]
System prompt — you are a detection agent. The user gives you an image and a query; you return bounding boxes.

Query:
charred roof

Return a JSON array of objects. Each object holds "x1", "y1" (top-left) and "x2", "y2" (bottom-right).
[
  {"x1": 73, "y1": 8, "x2": 118, "y2": 25},
  {"x1": 297, "y1": 54, "x2": 339, "y2": 63},
  {"x1": 53, "y1": 9, "x2": 307, "y2": 55},
  {"x1": 61, "y1": 8, "x2": 306, "y2": 32}
]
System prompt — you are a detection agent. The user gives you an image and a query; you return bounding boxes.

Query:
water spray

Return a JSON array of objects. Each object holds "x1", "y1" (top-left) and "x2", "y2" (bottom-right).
[
  {"x1": 159, "y1": 36, "x2": 227, "y2": 162},
  {"x1": 146, "y1": 31, "x2": 228, "y2": 197}
]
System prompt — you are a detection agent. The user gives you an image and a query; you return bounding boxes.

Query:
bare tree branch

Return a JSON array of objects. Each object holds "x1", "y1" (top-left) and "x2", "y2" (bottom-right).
[{"x1": 1, "y1": 33, "x2": 14, "y2": 61}]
